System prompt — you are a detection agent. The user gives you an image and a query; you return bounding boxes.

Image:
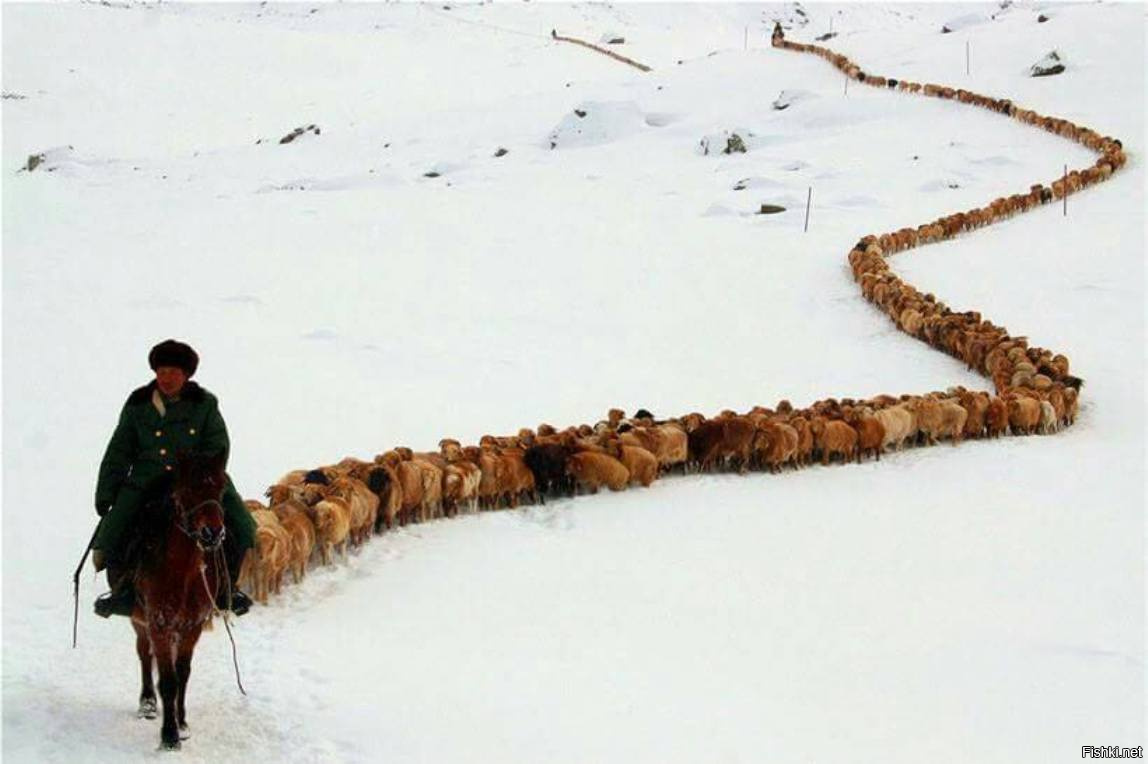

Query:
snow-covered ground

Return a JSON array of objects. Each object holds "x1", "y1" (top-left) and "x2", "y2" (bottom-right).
[{"x1": 2, "y1": 2, "x2": 1143, "y2": 761}]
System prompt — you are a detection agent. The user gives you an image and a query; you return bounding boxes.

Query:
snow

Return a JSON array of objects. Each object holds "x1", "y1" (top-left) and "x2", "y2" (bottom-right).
[{"x1": 2, "y1": 2, "x2": 1144, "y2": 761}]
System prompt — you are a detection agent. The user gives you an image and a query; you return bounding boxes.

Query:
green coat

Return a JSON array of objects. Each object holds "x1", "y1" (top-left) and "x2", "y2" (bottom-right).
[{"x1": 94, "y1": 380, "x2": 255, "y2": 555}]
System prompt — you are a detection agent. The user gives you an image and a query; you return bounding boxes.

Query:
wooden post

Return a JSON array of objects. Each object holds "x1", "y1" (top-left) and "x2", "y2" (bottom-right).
[
  {"x1": 1063, "y1": 164, "x2": 1068, "y2": 216},
  {"x1": 804, "y1": 186, "x2": 813, "y2": 232}
]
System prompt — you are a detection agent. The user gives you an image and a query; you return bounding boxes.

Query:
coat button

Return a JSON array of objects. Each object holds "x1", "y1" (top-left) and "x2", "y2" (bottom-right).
[
  {"x1": 155, "y1": 430, "x2": 162, "y2": 437},
  {"x1": 160, "y1": 448, "x2": 167, "y2": 456},
  {"x1": 165, "y1": 465, "x2": 173, "y2": 472}
]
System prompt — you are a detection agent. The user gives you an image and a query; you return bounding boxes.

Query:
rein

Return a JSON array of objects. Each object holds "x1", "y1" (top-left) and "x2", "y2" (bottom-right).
[
  {"x1": 200, "y1": 551, "x2": 247, "y2": 696},
  {"x1": 178, "y1": 493, "x2": 246, "y2": 695}
]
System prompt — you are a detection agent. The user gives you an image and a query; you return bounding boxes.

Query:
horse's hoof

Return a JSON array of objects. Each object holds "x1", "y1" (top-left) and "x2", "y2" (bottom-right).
[
  {"x1": 137, "y1": 698, "x2": 158, "y2": 719},
  {"x1": 179, "y1": 723, "x2": 191, "y2": 740}
]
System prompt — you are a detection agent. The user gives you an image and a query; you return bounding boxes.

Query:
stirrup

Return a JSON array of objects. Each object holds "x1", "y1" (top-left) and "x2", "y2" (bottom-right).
[{"x1": 93, "y1": 588, "x2": 136, "y2": 618}]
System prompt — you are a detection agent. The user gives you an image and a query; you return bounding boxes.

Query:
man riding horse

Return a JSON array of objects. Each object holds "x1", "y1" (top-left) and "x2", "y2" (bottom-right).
[{"x1": 93, "y1": 339, "x2": 255, "y2": 617}]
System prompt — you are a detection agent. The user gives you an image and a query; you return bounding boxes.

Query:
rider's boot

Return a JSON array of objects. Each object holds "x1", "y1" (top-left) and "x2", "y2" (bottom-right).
[
  {"x1": 218, "y1": 536, "x2": 253, "y2": 617},
  {"x1": 93, "y1": 561, "x2": 136, "y2": 618}
]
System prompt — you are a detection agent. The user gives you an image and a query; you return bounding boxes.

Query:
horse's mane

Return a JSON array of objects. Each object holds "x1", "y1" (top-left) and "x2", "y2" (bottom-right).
[
  {"x1": 126, "y1": 474, "x2": 178, "y2": 565},
  {"x1": 128, "y1": 453, "x2": 222, "y2": 566}
]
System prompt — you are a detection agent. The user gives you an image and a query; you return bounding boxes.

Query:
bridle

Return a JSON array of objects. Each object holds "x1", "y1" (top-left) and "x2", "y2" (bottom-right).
[{"x1": 174, "y1": 496, "x2": 227, "y2": 552}]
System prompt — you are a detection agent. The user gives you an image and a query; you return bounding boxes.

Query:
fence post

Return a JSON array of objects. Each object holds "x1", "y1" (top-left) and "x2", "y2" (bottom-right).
[
  {"x1": 804, "y1": 187, "x2": 813, "y2": 232},
  {"x1": 1063, "y1": 164, "x2": 1068, "y2": 216}
]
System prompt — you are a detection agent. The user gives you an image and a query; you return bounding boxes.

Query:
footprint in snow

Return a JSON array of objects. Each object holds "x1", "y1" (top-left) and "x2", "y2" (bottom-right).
[{"x1": 220, "y1": 294, "x2": 263, "y2": 306}]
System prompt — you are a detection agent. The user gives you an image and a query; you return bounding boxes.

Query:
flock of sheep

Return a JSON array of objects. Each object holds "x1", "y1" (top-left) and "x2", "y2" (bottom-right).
[{"x1": 234, "y1": 28, "x2": 1126, "y2": 606}]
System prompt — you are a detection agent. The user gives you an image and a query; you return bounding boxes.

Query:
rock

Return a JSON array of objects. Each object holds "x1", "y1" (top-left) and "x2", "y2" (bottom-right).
[
  {"x1": 494, "y1": 147, "x2": 508, "y2": 157},
  {"x1": 772, "y1": 89, "x2": 815, "y2": 111},
  {"x1": 21, "y1": 145, "x2": 74, "y2": 173},
  {"x1": 815, "y1": 32, "x2": 837, "y2": 41},
  {"x1": 940, "y1": 13, "x2": 988, "y2": 33},
  {"x1": 423, "y1": 171, "x2": 441, "y2": 178},
  {"x1": 280, "y1": 124, "x2": 321, "y2": 144},
  {"x1": 1030, "y1": 50, "x2": 1065, "y2": 77},
  {"x1": 698, "y1": 130, "x2": 752, "y2": 157},
  {"x1": 547, "y1": 101, "x2": 646, "y2": 150},
  {"x1": 1037, "y1": 13, "x2": 1049, "y2": 22},
  {"x1": 599, "y1": 32, "x2": 625, "y2": 45},
  {"x1": 758, "y1": 204, "x2": 786, "y2": 215}
]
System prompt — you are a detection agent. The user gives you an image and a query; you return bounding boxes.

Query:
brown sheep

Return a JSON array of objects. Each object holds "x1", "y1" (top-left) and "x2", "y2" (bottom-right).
[
  {"x1": 622, "y1": 424, "x2": 688, "y2": 473},
  {"x1": 1006, "y1": 395, "x2": 1042, "y2": 435},
  {"x1": 754, "y1": 420, "x2": 798, "y2": 473},
  {"x1": 607, "y1": 440, "x2": 658, "y2": 487},
  {"x1": 1039, "y1": 400, "x2": 1059, "y2": 434},
  {"x1": 873, "y1": 403, "x2": 916, "y2": 452},
  {"x1": 957, "y1": 390, "x2": 990, "y2": 439},
  {"x1": 439, "y1": 438, "x2": 465, "y2": 463},
  {"x1": 688, "y1": 416, "x2": 756, "y2": 473},
  {"x1": 650, "y1": 423, "x2": 689, "y2": 472},
  {"x1": 810, "y1": 417, "x2": 858, "y2": 466},
  {"x1": 443, "y1": 461, "x2": 482, "y2": 515},
  {"x1": 985, "y1": 396, "x2": 1010, "y2": 437},
  {"x1": 239, "y1": 508, "x2": 292, "y2": 603},
  {"x1": 1063, "y1": 388, "x2": 1079, "y2": 424},
  {"x1": 474, "y1": 448, "x2": 503, "y2": 510},
  {"x1": 495, "y1": 448, "x2": 537, "y2": 508},
  {"x1": 363, "y1": 462, "x2": 402, "y2": 532},
  {"x1": 911, "y1": 397, "x2": 967, "y2": 445},
  {"x1": 306, "y1": 494, "x2": 351, "y2": 566},
  {"x1": 272, "y1": 469, "x2": 309, "y2": 488},
  {"x1": 392, "y1": 459, "x2": 428, "y2": 525},
  {"x1": 272, "y1": 499, "x2": 317, "y2": 584},
  {"x1": 789, "y1": 416, "x2": 815, "y2": 466},
  {"x1": 409, "y1": 457, "x2": 444, "y2": 521},
  {"x1": 326, "y1": 476, "x2": 380, "y2": 546},
  {"x1": 848, "y1": 410, "x2": 886, "y2": 462},
  {"x1": 566, "y1": 451, "x2": 630, "y2": 493}
]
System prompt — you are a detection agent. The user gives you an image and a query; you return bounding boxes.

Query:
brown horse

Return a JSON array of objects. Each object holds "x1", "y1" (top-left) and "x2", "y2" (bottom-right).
[{"x1": 129, "y1": 451, "x2": 229, "y2": 750}]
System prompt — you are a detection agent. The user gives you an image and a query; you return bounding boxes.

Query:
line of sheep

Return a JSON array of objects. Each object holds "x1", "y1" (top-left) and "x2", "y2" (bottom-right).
[
  {"x1": 232, "y1": 30, "x2": 1125, "y2": 607},
  {"x1": 774, "y1": 25, "x2": 1124, "y2": 443}
]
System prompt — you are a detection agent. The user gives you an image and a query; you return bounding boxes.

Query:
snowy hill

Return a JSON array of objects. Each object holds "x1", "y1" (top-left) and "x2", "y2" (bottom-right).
[{"x1": 2, "y1": 3, "x2": 1143, "y2": 761}]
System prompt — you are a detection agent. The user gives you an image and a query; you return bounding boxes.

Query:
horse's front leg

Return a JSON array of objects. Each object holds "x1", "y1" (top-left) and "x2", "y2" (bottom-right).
[
  {"x1": 154, "y1": 631, "x2": 181, "y2": 750},
  {"x1": 175, "y1": 626, "x2": 204, "y2": 739},
  {"x1": 133, "y1": 621, "x2": 157, "y2": 719}
]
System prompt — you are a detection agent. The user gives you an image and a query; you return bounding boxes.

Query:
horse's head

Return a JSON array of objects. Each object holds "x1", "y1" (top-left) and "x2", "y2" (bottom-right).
[{"x1": 172, "y1": 451, "x2": 228, "y2": 552}]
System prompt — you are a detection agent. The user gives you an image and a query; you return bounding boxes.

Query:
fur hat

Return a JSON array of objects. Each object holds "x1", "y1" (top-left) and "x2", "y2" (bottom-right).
[{"x1": 148, "y1": 339, "x2": 199, "y2": 378}]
